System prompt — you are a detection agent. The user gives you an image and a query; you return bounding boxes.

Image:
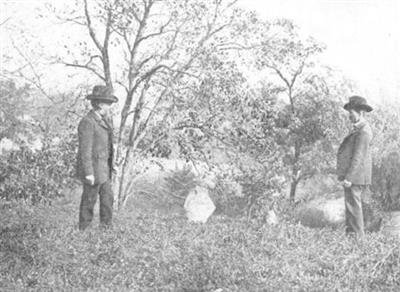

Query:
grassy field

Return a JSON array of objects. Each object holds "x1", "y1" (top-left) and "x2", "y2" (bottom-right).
[{"x1": 1, "y1": 187, "x2": 399, "y2": 292}]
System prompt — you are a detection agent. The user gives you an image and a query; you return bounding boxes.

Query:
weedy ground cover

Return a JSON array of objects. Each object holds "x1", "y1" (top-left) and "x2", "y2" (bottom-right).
[{"x1": 1, "y1": 188, "x2": 399, "y2": 292}]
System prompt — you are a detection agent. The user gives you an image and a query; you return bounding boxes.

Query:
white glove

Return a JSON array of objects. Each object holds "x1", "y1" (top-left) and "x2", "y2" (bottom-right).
[
  {"x1": 342, "y1": 179, "x2": 352, "y2": 188},
  {"x1": 85, "y1": 175, "x2": 95, "y2": 185}
]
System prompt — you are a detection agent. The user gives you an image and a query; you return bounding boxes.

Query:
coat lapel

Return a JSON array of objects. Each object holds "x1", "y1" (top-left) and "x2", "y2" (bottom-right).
[
  {"x1": 102, "y1": 116, "x2": 113, "y2": 131},
  {"x1": 341, "y1": 120, "x2": 366, "y2": 145},
  {"x1": 89, "y1": 110, "x2": 111, "y2": 131}
]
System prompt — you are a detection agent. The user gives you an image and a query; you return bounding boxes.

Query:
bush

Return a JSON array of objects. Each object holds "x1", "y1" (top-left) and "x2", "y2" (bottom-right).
[
  {"x1": 126, "y1": 163, "x2": 201, "y2": 213},
  {"x1": 211, "y1": 174, "x2": 246, "y2": 217},
  {"x1": 370, "y1": 104, "x2": 400, "y2": 211},
  {"x1": 372, "y1": 151, "x2": 400, "y2": 211},
  {"x1": 0, "y1": 135, "x2": 77, "y2": 203},
  {"x1": 163, "y1": 164, "x2": 199, "y2": 203}
]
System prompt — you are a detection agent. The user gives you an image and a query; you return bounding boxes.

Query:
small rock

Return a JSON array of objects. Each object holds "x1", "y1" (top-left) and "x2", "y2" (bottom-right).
[
  {"x1": 0, "y1": 138, "x2": 20, "y2": 154},
  {"x1": 266, "y1": 210, "x2": 279, "y2": 225}
]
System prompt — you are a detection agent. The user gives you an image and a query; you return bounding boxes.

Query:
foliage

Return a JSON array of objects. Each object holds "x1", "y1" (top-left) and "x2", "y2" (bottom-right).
[
  {"x1": 154, "y1": 40, "x2": 290, "y2": 217},
  {"x1": 211, "y1": 172, "x2": 246, "y2": 218},
  {"x1": 0, "y1": 80, "x2": 33, "y2": 140},
  {"x1": 163, "y1": 165, "x2": 199, "y2": 203},
  {"x1": 240, "y1": 18, "x2": 352, "y2": 200},
  {"x1": 1, "y1": 193, "x2": 400, "y2": 291},
  {"x1": 0, "y1": 133, "x2": 77, "y2": 204},
  {"x1": 157, "y1": 17, "x2": 354, "y2": 207},
  {"x1": 0, "y1": 77, "x2": 85, "y2": 204},
  {"x1": 136, "y1": 120, "x2": 173, "y2": 158},
  {"x1": 370, "y1": 104, "x2": 400, "y2": 211}
]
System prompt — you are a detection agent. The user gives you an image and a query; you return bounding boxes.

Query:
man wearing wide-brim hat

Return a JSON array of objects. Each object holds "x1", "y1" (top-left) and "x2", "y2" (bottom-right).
[
  {"x1": 76, "y1": 85, "x2": 118, "y2": 230},
  {"x1": 337, "y1": 96, "x2": 373, "y2": 237}
]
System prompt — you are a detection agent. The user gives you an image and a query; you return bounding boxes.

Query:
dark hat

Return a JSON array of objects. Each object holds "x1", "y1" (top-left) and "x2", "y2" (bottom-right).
[
  {"x1": 86, "y1": 85, "x2": 118, "y2": 103},
  {"x1": 343, "y1": 95, "x2": 373, "y2": 112}
]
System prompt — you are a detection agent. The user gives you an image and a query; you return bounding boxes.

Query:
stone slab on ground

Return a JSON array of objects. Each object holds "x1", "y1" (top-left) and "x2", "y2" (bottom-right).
[
  {"x1": 297, "y1": 197, "x2": 345, "y2": 228},
  {"x1": 382, "y1": 211, "x2": 400, "y2": 237}
]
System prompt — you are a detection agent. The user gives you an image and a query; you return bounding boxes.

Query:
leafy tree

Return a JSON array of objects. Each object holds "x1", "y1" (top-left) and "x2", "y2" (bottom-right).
[
  {"x1": 160, "y1": 46, "x2": 285, "y2": 217},
  {"x1": 48, "y1": 0, "x2": 241, "y2": 207},
  {"x1": 252, "y1": 20, "x2": 351, "y2": 201},
  {"x1": 141, "y1": 17, "x2": 355, "y2": 209}
]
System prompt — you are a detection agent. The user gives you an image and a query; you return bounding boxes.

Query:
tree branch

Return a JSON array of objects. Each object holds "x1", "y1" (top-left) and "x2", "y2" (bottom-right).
[
  {"x1": 226, "y1": 0, "x2": 239, "y2": 9},
  {"x1": 84, "y1": 0, "x2": 103, "y2": 51},
  {"x1": 138, "y1": 15, "x2": 174, "y2": 43},
  {"x1": 102, "y1": 6, "x2": 113, "y2": 88},
  {"x1": 129, "y1": 0, "x2": 154, "y2": 69},
  {"x1": 11, "y1": 39, "x2": 56, "y2": 103},
  {"x1": 216, "y1": 42, "x2": 263, "y2": 51},
  {"x1": 128, "y1": 78, "x2": 149, "y2": 145},
  {"x1": 104, "y1": 9, "x2": 112, "y2": 50},
  {"x1": 265, "y1": 64, "x2": 291, "y2": 89},
  {"x1": 290, "y1": 60, "x2": 306, "y2": 89},
  {"x1": 0, "y1": 17, "x2": 11, "y2": 26},
  {"x1": 63, "y1": 62, "x2": 106, "y2": 81},
  {"x1": 54, "y1": 15, "x2": 86, "y2": 26}
]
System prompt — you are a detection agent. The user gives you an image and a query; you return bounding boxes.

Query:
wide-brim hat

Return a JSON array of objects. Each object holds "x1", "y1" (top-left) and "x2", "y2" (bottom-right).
[
  {"x1": 86, "y1": 85, "x2": 118, "y2": 103},
  {"x1": 343, "y1": 95, "x2": 373, "y2": 112}
]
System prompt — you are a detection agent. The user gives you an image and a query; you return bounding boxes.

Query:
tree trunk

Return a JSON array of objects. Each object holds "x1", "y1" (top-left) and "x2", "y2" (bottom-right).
[
  {"x1": 118, "y1": 144, "x2": 135, "y2": 208},
  {"x1": 289, "y1": 178, "x2": 299, "y2": 202},
  {"x1": 289, "y1": 141, "x2": 301, "y2": 202}
]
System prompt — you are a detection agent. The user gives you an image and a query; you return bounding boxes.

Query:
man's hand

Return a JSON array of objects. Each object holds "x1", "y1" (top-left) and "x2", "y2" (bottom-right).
[
  {"x1": 342, "y1": 179, "x2": 352, "y2": 188},
  {"x1": 85, "y1": 175, "x2": 95, "y2": 186}
]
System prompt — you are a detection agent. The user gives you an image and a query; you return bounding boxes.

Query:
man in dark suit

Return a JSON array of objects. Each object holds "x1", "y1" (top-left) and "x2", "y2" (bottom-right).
[
  {"x1": 337, "y1": 96, "x2": 373, "y2": 237},
  {"x1": 76, "y1": 85, "x2": 118, "y2": 230}
]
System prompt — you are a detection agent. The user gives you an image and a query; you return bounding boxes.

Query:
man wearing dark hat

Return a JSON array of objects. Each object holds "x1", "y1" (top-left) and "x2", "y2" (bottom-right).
[
  {"x1": 337, "y1": 96, "x2": 373, "y2": 237},
  {"x1": 76, "y1": 85, "x2": 118, "y2": 230}
]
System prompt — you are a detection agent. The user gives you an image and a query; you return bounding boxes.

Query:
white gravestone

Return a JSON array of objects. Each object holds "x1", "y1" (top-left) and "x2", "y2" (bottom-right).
[{"x1": 184, "y1": 186, "x2": 216, "y2": 223}]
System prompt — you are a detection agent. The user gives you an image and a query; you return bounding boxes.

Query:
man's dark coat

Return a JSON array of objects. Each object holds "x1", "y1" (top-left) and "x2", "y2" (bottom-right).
[
  {"x1": 337, "y1": 121, "x2": 372, "y2": 185},
  {"x1": 76, "y1": 110, "x2": 114, "y2": 184}
]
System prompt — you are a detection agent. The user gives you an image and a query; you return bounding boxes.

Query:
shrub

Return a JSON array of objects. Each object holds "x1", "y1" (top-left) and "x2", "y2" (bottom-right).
[
  {"x1": 370, "y1": 104, "x2": 400, "y2": 211},
  {"x1": 0, "y1": 135, "x2": 77, "y2": 203},
  {"x1": 372, "y1": 151, "x2": 400, "y2": 211},
  {"x1": 211, "y1": 174, "x2": 246, "y2": 217},
  {"x1": 163, "y1": 164, "x2": 199, "y2": 203},
  {"x1": 129, "y1": 164, "x2": 200, "y2": 211},
  {"x1": 208, "y1": 161, "x2": 286, "y2": 221}
]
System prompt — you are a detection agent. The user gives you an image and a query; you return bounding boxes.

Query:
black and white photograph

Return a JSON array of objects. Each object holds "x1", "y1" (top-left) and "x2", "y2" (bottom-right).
[{"x1": 1, "y1": 0, "x2": 399, "y2": 291}]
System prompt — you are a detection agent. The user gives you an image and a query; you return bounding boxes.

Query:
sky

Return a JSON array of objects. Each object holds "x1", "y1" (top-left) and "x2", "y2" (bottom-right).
[
  {"x1": 1, "y1": 0, "x2": 399, "y2": 105},
  {"x1": 239, "y1": 0, "x2": 400, "y2": 104}
]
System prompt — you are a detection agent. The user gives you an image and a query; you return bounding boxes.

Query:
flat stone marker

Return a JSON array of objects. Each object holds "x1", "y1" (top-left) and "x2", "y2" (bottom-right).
[{"x1": 382, "y1": 211, "x2": 400, "y2": 237}]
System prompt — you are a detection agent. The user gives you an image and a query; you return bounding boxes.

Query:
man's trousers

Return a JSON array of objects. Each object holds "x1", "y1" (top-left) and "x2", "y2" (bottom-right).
[
  {"x1": 79, "y1": 180, "x2": 113, "y2": 230},
  {"x1": 344, "y1": 185, "x2": 367, "y2": 237}
]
